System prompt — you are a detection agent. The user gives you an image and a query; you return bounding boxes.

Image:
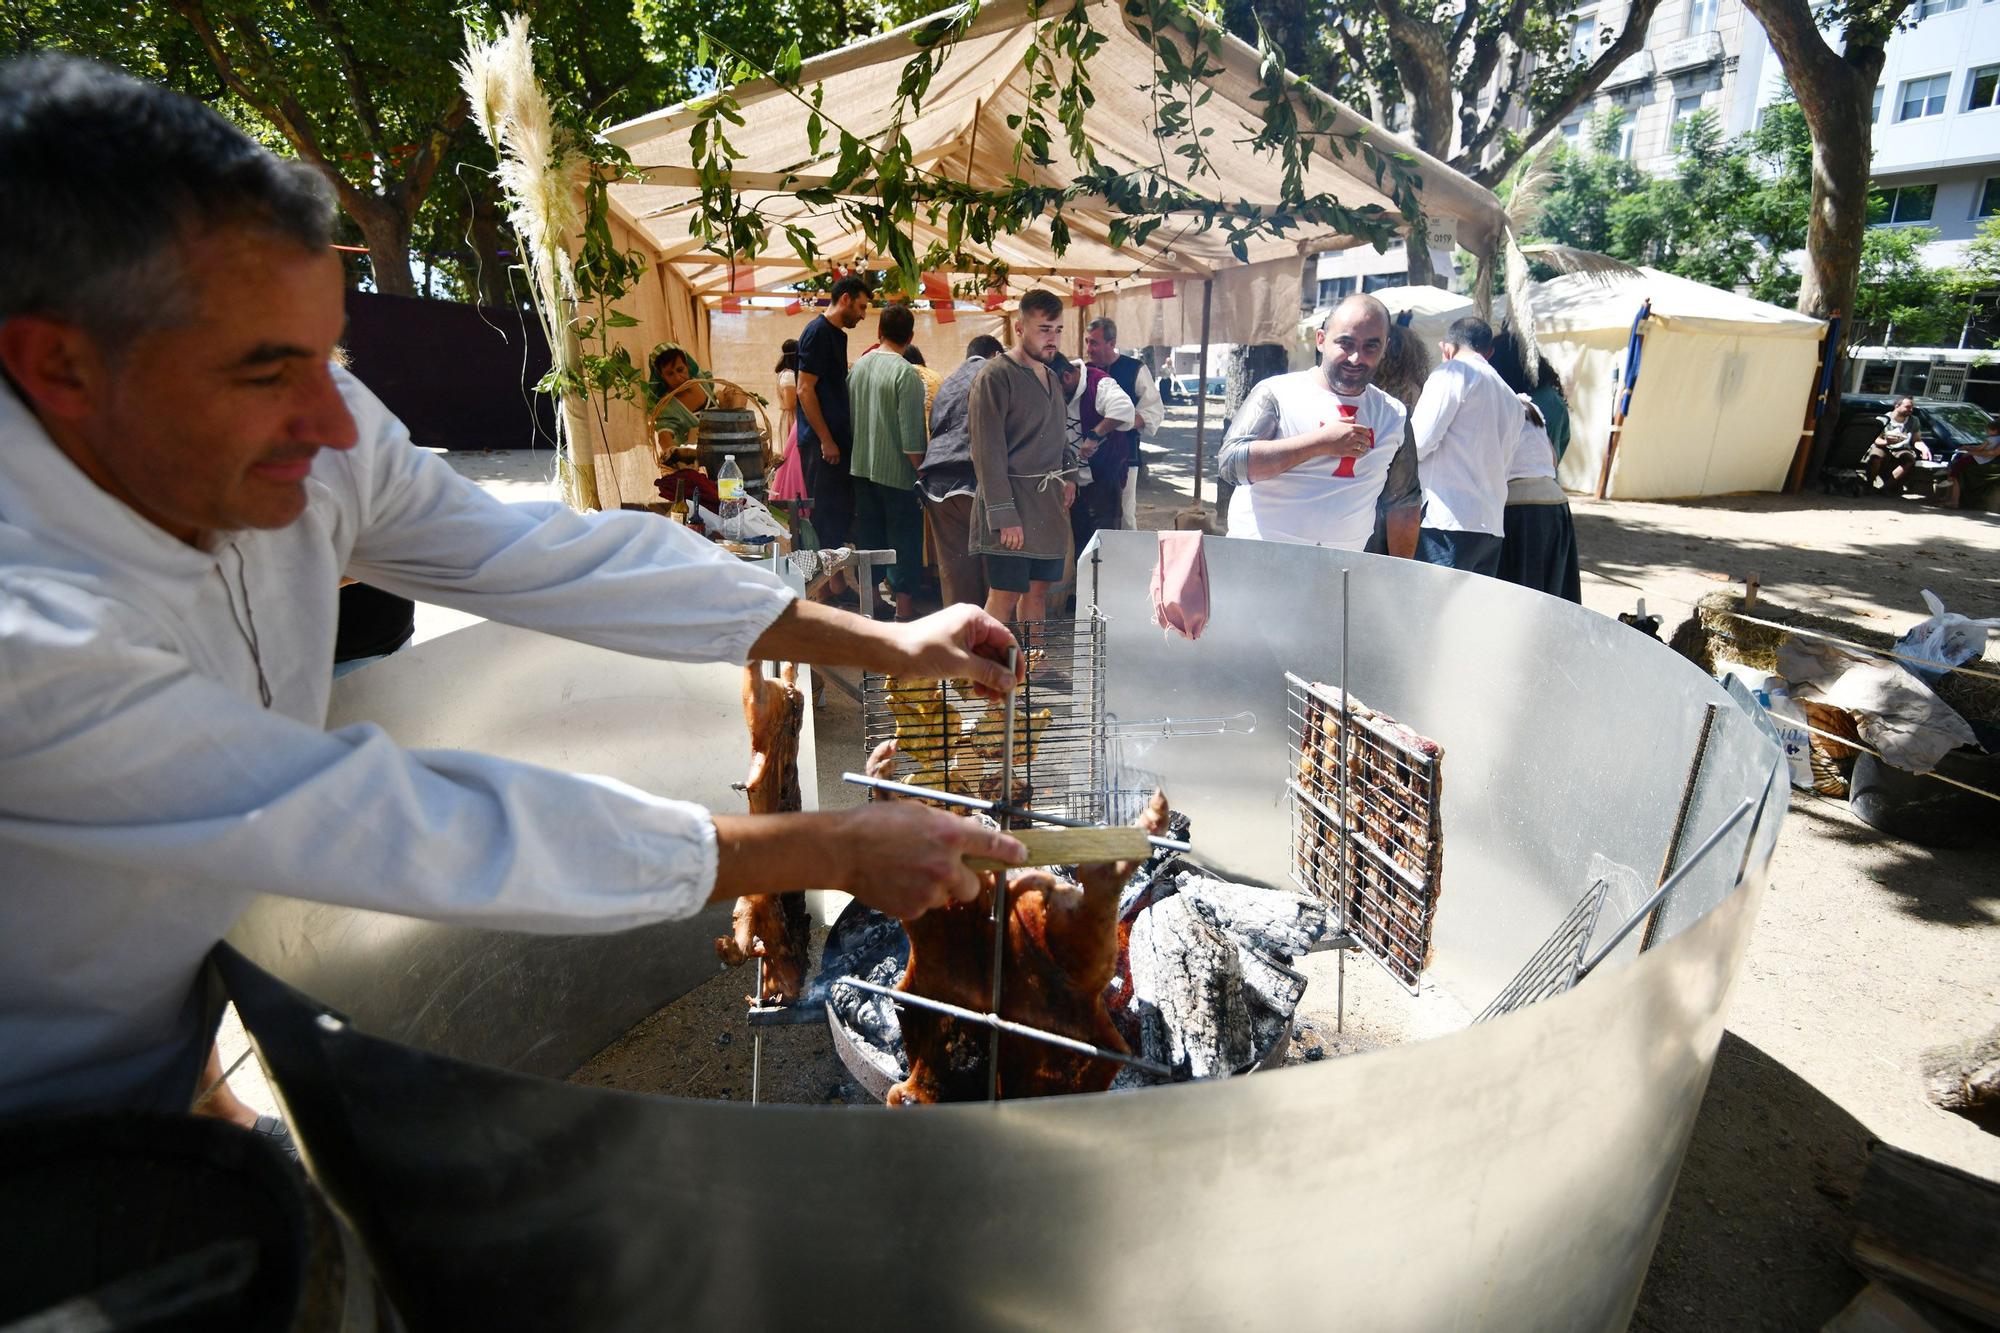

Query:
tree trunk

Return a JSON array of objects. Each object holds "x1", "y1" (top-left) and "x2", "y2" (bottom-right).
[
  {"x1": 1741, "y1": 0, "x2": 1900, "y2": 484},
  {"x1": 1394, "y1": 33, "x2": 1456, "y2": 287},
  {"x1": 468, "y1": 184, "x2": 516, "y2": 309},
  {"x1": 346, "y1": 195, "x2": 418, "y2": 299},
  {"x1": 1216, "y1": 342, "x2": 1291, "y2": 515}
]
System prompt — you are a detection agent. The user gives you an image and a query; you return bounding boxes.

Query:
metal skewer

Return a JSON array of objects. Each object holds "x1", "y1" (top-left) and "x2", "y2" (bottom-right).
[
  {"x1": 839, "y1": 772, "x2": 1192, "y2": 854},
  {"x1": 987, "y1": 645, "x2": 1019, "y2": 1102},
  {"x1": 833, "y1": 977, "x2": 1172, "y2": 1080},
  {"x1": 751, "y1": 956, "x2": 764, "y2": 1106}
]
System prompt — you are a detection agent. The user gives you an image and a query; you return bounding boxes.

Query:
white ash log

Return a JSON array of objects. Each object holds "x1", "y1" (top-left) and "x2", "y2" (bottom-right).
[
  {"x1": 1127, "y1": 893, "x2": 1253, "y2": 1079},
  {"x1": 1178, "y1": 875, "x2": 1329, "y2": 961}
]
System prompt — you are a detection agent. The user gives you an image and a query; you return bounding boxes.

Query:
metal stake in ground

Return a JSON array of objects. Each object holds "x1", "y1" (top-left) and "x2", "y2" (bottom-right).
[
  {"x1": 751, "y1": 956, "x2": 764, "y2": 1106},
  {"x1": 988, "y1": 644, "x2": 1020, "y2": 1102},
  {"x1": 1337, "y1": 568, "x2": 1350, "y2": 1035}
]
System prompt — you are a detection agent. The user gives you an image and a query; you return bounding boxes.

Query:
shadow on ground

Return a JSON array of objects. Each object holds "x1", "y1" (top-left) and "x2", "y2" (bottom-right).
[
  {"x1": 1782, "y1": 795, "x2": 2000, "y2": 929},
  {"x1": 1633, "y1": 1031, "x2": 1872, "y2": 1332}
]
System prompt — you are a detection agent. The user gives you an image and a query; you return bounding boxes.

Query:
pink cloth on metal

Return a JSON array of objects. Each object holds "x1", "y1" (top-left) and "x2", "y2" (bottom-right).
[
  {"x1": 769, "y1": 421, "x2": 809, "y2": 502},
  {"x1": 1150, "y1": 530, "x2": 1210, "y2": 641}
]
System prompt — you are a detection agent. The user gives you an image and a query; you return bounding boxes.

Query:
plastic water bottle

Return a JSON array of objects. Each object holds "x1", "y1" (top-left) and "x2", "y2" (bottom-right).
[{"x1": 716, "y1": 454, "x2": 745, "y2": 541}]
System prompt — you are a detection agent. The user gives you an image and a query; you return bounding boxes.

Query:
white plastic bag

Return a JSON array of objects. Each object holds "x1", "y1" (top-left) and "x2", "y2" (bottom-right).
[{"x1": 1895, "y1": 590, "x2": 2000, "y2": 684}]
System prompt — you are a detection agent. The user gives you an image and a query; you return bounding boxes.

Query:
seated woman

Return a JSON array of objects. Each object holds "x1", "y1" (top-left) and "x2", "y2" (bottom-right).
[{"x1": 649, "y1": 342, "x2": 713, "y2": 450}]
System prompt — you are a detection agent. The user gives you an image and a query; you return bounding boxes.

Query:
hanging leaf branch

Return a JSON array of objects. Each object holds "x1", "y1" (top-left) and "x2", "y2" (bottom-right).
[{"x1": 671, "y1": 0, "x2": 1431, "y2": 296}]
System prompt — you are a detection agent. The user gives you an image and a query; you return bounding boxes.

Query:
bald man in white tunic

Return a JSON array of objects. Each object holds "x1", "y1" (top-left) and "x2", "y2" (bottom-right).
[{"x1": 1218, "y1": 295, "x2": 1407, "y2": 550}]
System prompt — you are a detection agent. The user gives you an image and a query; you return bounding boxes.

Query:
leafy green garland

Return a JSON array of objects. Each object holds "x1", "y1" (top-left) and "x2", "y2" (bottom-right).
[{"x1": 675, "y1": 0, "x2": 1431, "y2": 301}]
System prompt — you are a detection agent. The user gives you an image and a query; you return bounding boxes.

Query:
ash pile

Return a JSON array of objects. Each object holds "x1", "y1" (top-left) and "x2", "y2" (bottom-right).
[{"x1": 824, "y1": 814, "x2": 1331, "y2": 1095}]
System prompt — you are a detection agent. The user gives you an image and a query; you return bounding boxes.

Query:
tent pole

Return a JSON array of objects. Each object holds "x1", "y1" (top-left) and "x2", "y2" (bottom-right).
[{"x1": 1191, "y1": 278, "x2": 1214, "y2": 512}]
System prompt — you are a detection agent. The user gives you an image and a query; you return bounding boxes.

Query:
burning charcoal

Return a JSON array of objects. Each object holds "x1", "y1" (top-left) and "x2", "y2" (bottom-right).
[
  {"x1": 1178, "y1": 876, "x2": 1329, "y2": 961},
  {"x1": 1126, "y1": 894, "x2": 1253, "y2": 1079}
]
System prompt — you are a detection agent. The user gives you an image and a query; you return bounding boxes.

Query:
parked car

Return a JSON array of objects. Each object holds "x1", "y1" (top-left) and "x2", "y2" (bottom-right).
[
  {"x1": 1824, "y1": 395, "x2": 1999, "y2": 504},
  {"x1": 1165, "y1": 374, "x2": 1226, "y2": 403}
]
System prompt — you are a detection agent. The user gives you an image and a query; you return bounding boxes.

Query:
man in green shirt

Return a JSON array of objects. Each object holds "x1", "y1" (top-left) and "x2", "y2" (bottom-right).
[{"x1": 848, "y1": 303, "x2": 929, "y2": 620}]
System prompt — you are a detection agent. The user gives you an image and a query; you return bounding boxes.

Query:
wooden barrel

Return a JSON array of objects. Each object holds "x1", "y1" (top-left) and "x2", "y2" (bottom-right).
[{"x1": 696, "y1": 409, "x2": 768, "y2": 496}]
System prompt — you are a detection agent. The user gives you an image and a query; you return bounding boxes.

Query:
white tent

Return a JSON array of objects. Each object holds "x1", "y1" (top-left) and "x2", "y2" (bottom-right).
[
  {"x1": 1532, "y1": 268, "x2": 1827, "y2": 500},
  {"x1": 580, "y1": 0, "x2": 1508, "y2": 509}
]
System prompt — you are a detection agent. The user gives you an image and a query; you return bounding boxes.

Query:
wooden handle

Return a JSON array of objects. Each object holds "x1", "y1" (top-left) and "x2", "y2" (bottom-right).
[{"x1": 964, "y1": 825, "x2": 1152, "y2": 871}]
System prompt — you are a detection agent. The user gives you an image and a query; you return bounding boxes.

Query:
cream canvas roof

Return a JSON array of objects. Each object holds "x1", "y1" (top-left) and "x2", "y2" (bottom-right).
[
  {"x1": 1532, "y1": 268, "x2": 1826, "y2": 342},
  {"x1": 602, "y1": 0, "x2": 1508, "y2": 306}
]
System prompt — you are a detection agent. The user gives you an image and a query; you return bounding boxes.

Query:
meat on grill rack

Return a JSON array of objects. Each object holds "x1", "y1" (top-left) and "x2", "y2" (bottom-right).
[{"x1": 714, "y1": 663, "x2": 812, "y2": 1004}]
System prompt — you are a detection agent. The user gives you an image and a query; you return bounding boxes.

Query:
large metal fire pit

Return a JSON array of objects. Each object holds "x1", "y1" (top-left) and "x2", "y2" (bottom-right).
[{"x1": 223, "y1": 530, "x2": 1783, "y2": 1332}]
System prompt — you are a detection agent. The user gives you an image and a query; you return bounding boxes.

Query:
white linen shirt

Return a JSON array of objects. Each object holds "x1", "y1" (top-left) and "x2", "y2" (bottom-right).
[
  {"x1": 1066, "y1": 372, "x2": 1138, "y2": 486},
  {"x1": 1221, "y1": 373, "x2": 1406, "y2": 551},
  {"x1": 0, "y1": 368, "x2": 797, "y2": 1117},
  {"x1": 1410, "y1": 354, "x2": 1521, "y2": 536}
]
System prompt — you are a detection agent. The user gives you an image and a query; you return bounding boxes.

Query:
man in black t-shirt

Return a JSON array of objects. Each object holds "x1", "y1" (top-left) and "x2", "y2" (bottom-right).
[{"x1": 796, "y1": 274, "x2": 871, "y2": 548}]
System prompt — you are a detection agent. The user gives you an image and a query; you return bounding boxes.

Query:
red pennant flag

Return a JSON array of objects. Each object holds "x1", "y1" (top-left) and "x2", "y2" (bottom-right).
[
  {"x1": 983, "y1": 284, "x2": 1007, "y2": 312},
  {"x1": 1151, "y1": 277, "x2": 1177, "y2": 300},
  {"x1": 720, "y1": 294, "x2": 742, "y2": 314},
  {"x1": 784, "y1": 298, "x2": 802, "y2": 316},
  {"x1": 1073, "y1": 276, "x2": 1095, "y2": 308},
  {"x1": 921, "y1": 272, "x2": 952, "y2": 303}
]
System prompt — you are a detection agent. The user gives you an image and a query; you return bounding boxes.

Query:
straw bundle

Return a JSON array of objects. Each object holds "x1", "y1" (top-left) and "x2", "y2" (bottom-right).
[{"x1": 458, "y1": 16, "x2": 597, "y2": 509}]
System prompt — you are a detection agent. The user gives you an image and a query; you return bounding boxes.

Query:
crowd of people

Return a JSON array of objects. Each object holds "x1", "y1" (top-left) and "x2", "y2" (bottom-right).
[
  {"x1": 765, "y1": 284, "x2": 1167, "y2": 624},
  {"x1": 756, "y1": 283, "x2": 1581, "y2": 626}
]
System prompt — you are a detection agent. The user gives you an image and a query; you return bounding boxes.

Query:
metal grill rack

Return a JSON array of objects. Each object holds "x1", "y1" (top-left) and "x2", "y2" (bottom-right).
[
  {"x1": 1473, "y1": 877, "x2": 1612, "y2": 1023},
  {"x1": 862, "y1": 614, "x2": 1107, "y2": 824},
  {"x1": 1285, "y1": 672, "x2": 1445, "y2": 992}
]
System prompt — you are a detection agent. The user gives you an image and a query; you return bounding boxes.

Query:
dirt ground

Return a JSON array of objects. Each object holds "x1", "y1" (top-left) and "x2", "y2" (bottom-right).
[{"x1": 222, "y1": 437, "x2": 1997, "y2": 1330}]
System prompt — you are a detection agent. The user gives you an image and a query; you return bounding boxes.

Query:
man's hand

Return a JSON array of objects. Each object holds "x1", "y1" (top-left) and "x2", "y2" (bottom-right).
[
  {"x1": 820, "y1": 440, "x2": 841, "y2": 464},
  {"x1": 999, "y1": 524, "x2": 1025, "y2": 550},
  {"x1": 1062, "y1": 481, "x2": 1077, "y2": 509},
  {"x1": 829, "y1": 803, "x2": 1026, "y2": 919},
  {"x1": 1308, "y1": 419, "x2": 1373, "y2": 458},
  {"x1": 884, "y1": 604, "x2": 1022, "y2": 698}
]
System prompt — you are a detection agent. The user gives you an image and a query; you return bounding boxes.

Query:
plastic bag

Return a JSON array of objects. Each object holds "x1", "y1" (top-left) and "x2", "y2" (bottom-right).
[{"x1": 1894, "y1": 589, "x2": 2000, "y2": 684}]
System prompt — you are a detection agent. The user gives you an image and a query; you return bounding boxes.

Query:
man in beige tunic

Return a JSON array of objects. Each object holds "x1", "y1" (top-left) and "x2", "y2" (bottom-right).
[{"x1": 967, "y1": 288, "x2": 1076, "y2": 624}]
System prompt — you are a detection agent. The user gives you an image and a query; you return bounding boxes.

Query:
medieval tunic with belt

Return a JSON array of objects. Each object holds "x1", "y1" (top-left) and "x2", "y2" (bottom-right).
[{"x1": 966, "y1": 353, "x2": 1077, "y2": 562}]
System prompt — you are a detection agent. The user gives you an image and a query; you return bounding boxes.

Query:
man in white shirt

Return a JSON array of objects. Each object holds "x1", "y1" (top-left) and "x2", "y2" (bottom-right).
[
  {"x1": 1082, "y1": 319, "x2": 1164, "y2": 528},
  {"x1": 1053, "y1": 352, "x2": 1137, "y2": 558},
  {"x1": 0, "y1": 56, "x2": 1027, "y2": 1120},
  {"x1": 1409, "y1": 316, "x2": 1519, "y2": 577},
  {"x1": 1216, "y1": 294, "x2": 1407, "y2": 550}
]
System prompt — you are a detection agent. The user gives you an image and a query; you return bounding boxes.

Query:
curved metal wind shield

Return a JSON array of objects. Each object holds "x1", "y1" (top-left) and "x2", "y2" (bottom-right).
[{"x1": 226, "y1": 535, "x2": 1784, "y2": 1332}]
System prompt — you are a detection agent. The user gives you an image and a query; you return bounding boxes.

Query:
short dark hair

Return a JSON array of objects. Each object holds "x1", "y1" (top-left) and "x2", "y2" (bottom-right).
[
  {"x1": 1445, "y1": 316, "x2": 1495, "y2": 356},
  {"x1": 900, "y1": 344, "x2": 926, "y2": 367},
  {"x1": 1048, "y1": 353, "x2": 1076, "y2": 379},
  {"x1": 774, "y1": 338, "x2": 798, "y2": 374},
  {"x1": 653, "y1": 346, "x2": 690, "y2": 378},
  {"x1": 1018, "y1": 288, "x2": 1063, "y2": 320},
  {"x1": 1086, "y1": 316, "x2": 1118, "y2": 343},
  {"x1": 966, "y1": 335, "x2": 1004, "y2": 360},
  {"x1": 878, "y1": 302, "x2": 915, "y2": 345},
  {"x1": 830, "y1": 273, "x2": 872, "y2": 305},
  {"x1": 0, "y1": 54, "x2": 335, "y2": 349}
]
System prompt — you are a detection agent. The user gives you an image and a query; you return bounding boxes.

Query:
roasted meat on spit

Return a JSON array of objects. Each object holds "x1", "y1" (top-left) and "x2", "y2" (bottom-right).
[
  {"x1": 715, "y1": 663, "x2": 812, "y2": 1004},
  {"x1": 872, "y1": 736, "x2": 1169, "y2": 1103}
]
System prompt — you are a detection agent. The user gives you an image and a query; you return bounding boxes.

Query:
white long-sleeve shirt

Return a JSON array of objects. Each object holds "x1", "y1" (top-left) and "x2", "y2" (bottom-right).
[
  {"x1": 1410, "y1": 354, "x2": 1521, "y2": 536},
  {"x1": 1066, "y1": 372, "x2": 1137, "y2": 485},
  {"x1": 0, "y1": 369, "x2": 797, "y2": 1117},
  {"x1": 1129, "y1": 363, "x2": 1165, "y2": 435}
]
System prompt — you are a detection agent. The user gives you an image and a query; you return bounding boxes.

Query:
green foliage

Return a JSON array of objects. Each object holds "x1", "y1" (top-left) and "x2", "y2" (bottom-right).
[
  {"x1": 1852, "y1": 225, "x2": 1973, "y2": 346},
  {"x1": 679, "y1": 0, "x2": 1428, "y2": 297},
  {"x1": 1522, "y1": 101, "x2": 1810, "y2": 305}
]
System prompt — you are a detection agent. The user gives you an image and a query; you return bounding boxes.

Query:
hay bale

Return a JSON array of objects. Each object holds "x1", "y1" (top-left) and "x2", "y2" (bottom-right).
[{"x1": 1667, "y1": 592, "x2": 1999, "y2": 729}]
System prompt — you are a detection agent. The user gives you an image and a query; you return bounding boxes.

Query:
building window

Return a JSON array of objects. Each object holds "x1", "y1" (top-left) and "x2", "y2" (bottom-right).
[
  {"x1": 1363, "y1": 273, "x2": 1409, "y2": 293},
  {"x1": 1979, "y1": 178, "x2": 2000, "y2": 218},
  {"x1": 1570, "y1": 14, "x2": 1597, "y2": 61},
  {"x1": 1897, "y1": 74, "x2": 1950, "y2": 121},
  {"x1": 1670, "y1": 93, "x2": 1705, "y2": 147},
  {"x1": 1913, "y1": 0, "x2": 1967, "y2": 16},
  {"x1": 1969, "y1": 64, "x2": 2000, "y2": 111},
  {"x1": 1872, "y1": 85, "x2": 1883, "y2": 122},
  {"x1": 1871, "y1": 183, "x2": 1938, "y2": 224},
  {"x1": 1615, "y1": 119, "x2": 1637, "y2": 160},
  {"x1": 1317, "y1": 276, "x2": 1357, "y2": 304},
  {"x1": 1684, "y1": 0, "x2": 1719, "y2": 34},
  {"x1": 1561, "y1": 120, "x2": 1583, "y2": 144}
]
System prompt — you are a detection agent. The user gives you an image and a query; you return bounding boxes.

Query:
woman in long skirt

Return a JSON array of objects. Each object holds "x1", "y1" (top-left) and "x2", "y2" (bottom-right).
[{"x1": 1489, "y1": 333, "x2": 1581, "y2": 602}]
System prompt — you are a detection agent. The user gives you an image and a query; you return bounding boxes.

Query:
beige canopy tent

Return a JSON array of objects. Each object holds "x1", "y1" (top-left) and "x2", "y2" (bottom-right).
[
  {"x1": 583, "y1": 0, "x2": 1508, "y2": 510},
  {"x1": 1533, "y1": 268, "x2": 1828, "y2": 501}
]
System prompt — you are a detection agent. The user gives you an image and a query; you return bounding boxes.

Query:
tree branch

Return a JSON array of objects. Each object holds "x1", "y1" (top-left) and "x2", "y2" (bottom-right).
[
  {"x1": 168, "y1": 2, "x2": 337, "y2": 175},
  {"x1": 295, "y1": 0, "x2": 389, "y2": 166},
  {"x1": 1458, "y1": 44, "x2": 1525, "y2": 167},
  {"x1": 1464, "y1": 0, "x2": 1664, "y2": 186}
]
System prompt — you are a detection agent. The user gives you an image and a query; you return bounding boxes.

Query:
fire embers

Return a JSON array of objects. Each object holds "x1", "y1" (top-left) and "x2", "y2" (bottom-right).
[{"x1": 1109, "y1": 836, "x2": 1329, "y2": 1084}]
